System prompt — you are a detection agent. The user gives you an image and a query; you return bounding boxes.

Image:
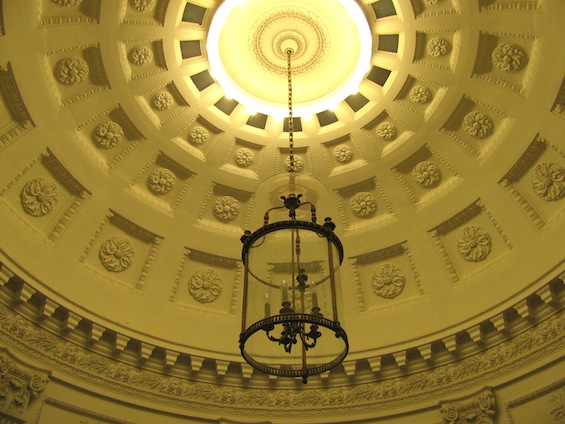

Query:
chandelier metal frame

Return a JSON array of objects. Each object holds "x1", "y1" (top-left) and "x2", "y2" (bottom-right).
[{"x1": 238, "y1": 50, "x2": 349, "y2": 383}]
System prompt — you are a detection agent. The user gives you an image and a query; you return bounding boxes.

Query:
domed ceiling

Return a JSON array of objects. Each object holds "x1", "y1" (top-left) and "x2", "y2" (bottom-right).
[{"x1": 0, "y1": 0, "x2": 564, "y2": 420}]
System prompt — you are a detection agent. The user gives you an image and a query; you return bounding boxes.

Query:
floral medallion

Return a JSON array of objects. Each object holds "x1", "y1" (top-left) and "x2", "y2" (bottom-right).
[
  {"x1": 457, "y1": 226, "x2": 492, "y2": 262},
  {"x1": 376, "y1": 122, "x2": 397, "y2": 140},
  {"x1": 94, "y1": 121, "x2": 124, "y2": 149},
  {"x1": 53, "y1": 0, "x2": 83, "y2": 6},
  {"x1": 131, "y1": 0, "x2": 156, "y2": 12},
  {"x1": 372, "y1": 263, "x2": 405, "y2": 298},
  {"x1": 410, "y1": 86, "x2": 432, "y2": 103},
  {"x1": 130, "y1": 46, "x2": 153, "y2": 66},
  {"x1": 531, "y1": 162, "x2": 565, "y2": 201},
  {"x1": 99, "y1": 236, "x2": 135, "y2": 272},
  {"x1": 213, "y1": 196, "x2": 240, "y2": 221},
  {"x1": 189, "y1": 126, "x2": 209, "y2": 144},
  {"x1": 235, "y1": 148, "x2": 254, "y2": 167},
  {"x1": 350, "y1": 192, "x2": 377, "y2": 217},
  {"x1": 427, "y1": 38, "x2": 450, "y2": 57},
  {"x1": 492, "y1": 43, "x2": 526, "y2": 72},
  {"x1": 152, "y1": 92, "x2": 173, "y2": 111},
  {"x1": 412, "y1": 161, "x2": 441, "y2": 187},
  {"x1": 333, "y1": 145, "x2": 353, "y2": 163},
  {"x1": 463, "y1": 111, "x2": 493, "y2": 139},
  {"x1": 189, "y1": 268, "x2": 223, "y2": 303},
  {"x1": 21, "y1": 178, "x2": 58, "y2": 217},
  {"x1": 55, "y1": 57, "x2": 89, "y2": 85},
  {"x1": 284, "y1": 155, "x2": 304, "y2": 172},
  {"x1": 147, "y1": 168, "x2": 176, "y2": 194}
]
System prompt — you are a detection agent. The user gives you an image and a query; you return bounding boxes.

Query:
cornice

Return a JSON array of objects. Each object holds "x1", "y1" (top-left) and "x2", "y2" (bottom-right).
[{"x1": 0, "y1": 262, "x2": 563, "y2": 419}]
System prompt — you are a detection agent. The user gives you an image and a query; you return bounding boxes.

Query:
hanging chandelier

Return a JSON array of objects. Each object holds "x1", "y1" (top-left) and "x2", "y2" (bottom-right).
[{"x1": 239, "y1": 48, "x2": 349, "y2": 384}]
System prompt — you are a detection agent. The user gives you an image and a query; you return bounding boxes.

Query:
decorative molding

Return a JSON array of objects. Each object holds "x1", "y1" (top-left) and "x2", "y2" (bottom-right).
[
  {"x1": 505, "y1": 379, "x2": 565, "y2": 424},
  {"x1": 39, "y1": 397, "x2": 134, "y2": 424},
  {"x1": 0, "y1": 62, "x2": 34, "y2": 150},
  {"x1": 0, "y1": 298, "x2": 562, "y2": 415},
  {"x1": 0, "y1": 348, "x2": 50, "y2": 421},
  {"x1": 439, "y1": 387, "x2": 496, "y2": 423}
]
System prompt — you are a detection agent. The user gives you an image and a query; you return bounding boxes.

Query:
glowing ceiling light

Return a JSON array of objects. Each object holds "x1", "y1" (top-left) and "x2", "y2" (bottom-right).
[{"x1": 207, "y1": 0, "x2": 372, "y2": 118}]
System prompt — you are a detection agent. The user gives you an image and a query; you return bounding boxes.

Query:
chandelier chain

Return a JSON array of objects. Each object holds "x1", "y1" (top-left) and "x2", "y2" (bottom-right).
[{"x1": 287, "y1": 49, "x2": 294, "y2": 173}]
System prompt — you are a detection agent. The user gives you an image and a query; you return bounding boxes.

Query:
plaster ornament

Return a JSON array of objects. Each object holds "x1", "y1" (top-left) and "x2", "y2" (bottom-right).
[
  {"x1": 457, "y1": 226, "x2": 492, "y2": 262},
  {"x1": 130, "y1": 0, "x2": 156, "y2": 12},
  {"x1": 189, "y1": 126, "x2": 209, "y2": 144},
  {"x1": 376, "y1": 122, "x2": 397, "y2": 140},
  {"x1": 371, "y1": 263, "x2": 405, "y2": 298},
  {"x1": 94, "y1": 121, "x2": 124, "y2": 149},
  {"x1": 152, "y1": 92, "x2": 173, "y2": 111},
  {"x1": 463, "y1": 111, "x2": 494, "y2": 139},
  {"x1": 99, "y1": 236, "x2": 135, "y2": 272},
  {"x1": 234, "y1": 148, "x2": 254, "y2": 167},
  {"x1": 147, "y1": 168, "x2": 176, "y2": 194},
  {"x1": 531, "y1": 162, "x2": 565, "y2": 201},
  {"x1": 492, "y1": 43, "x2": 526, "y2": 72},
  {"x1": 424, "y1": 0, "x2": 441, "y2": 4},
  {"x1": 412, "y1": 161, "x2": 441, "y2": 187},
  {"x1": 440, "y1": 389, "x2": 496, "y2": 424},
  {"x1": 21, "y1": 178, "x2": 58, "y2": 217},
  {"x1": 549, "y1": 393, "x2": 565, "y2": 422},
  {"x1": 427, "y1": 38, "x2": 450, "y2": 57},
  {"x1": 333, "y1": 145, "x2": 353, "y2": 163},
  {"x1": 129, "y1": 46, "x2": 153, "y2": 66},
  {"x1": 213, "y1": 196, "x2": 240, "y2": 221},
  {"x1": 284, "y1": 155, "x2": 304, "y2": 172},
  {"x1": 410, "y1": 85, "x2": 432, "y2": 103},
  {"x1": 350, "y1": 192, "x2": 377, "y2": 217},
  {"x1": 53, "y1": 0, "x2": 83, "y2": 6},
  {"x1": 189, "y1": 268, "x2": 223, "y2": 303},
  {"x1": 0, "y1": 352, "x2": 49, "y2": 417},
  {"x1": 55, "y1": 57, "x2": 89, "y2": 85}
]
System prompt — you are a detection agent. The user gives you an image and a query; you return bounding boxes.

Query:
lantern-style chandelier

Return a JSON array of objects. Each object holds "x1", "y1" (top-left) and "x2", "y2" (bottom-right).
[{"x1": 239, "y1": 49, "x2": 349, "y2": 384}]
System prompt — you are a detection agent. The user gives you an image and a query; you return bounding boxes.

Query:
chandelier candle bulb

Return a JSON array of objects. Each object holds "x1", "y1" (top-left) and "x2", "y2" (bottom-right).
[
  {"x1": 264, "y1": 292, "x2": 271, "y2": 318},
  {"x1": 312, "y1": 291, "x2": 319, "y2": 309},
  {"x1": 281, "y1": 280, "x2": 289, "y2": 303}
]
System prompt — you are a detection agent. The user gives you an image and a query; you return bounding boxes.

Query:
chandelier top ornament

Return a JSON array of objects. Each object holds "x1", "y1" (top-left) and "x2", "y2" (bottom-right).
[{"x1": 239, "y1": 47, "x2": 348, "y2": 384}]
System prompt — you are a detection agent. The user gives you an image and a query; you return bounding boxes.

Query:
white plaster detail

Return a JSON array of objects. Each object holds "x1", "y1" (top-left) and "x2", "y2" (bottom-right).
[
  {"x1": 412, "y1": 161, "x2": 441, "y2": 187},
  {"x1": 372, "y1": 263, "x2": 405, "y2": 298},
  {"x1": 350, "y1": 192, "x2": 377, "y2": 217},
  {"x1": 147, "y1": 168, "x2": 176, "y2": 194},
  {"x1": 53, "y1": 0, "x2": 83, "y2": 6},
  {"x1": 463, "y1": 111, "x2": 494, "y2": 139},
  {"x1": 94, "y1": 121, "x2": 124, "y2": 149},
  {"x1": 55, "y1": 57, "x2": 89, "y2": 85},
  {"x1": 440, "y1": 388, "x2": 496, "y2": 424},
  {"x1": 189, "y1": 268, "x2": 223, "y2": 303},
  {"x1": 284, "y1": 155, "x2": 304, "y2": 171},
  {"x1": 492, "y1": 43, "x2": 526, "y2": 72},
  {"x1": 333, "y1": 145, "x2": 353, "y2": 163},
  {"x1": 531, "y1": 162, "x2": 565, "y2": 201},
  {"x1": 427, "y1": 38, "x2": 450, "y2": 57},
  {"x1": 152, "y1": 92, "x2": 173, "y2": 111},
  {"x1": 376, "y1": 122, "x2": 397, "y2": 140},
  {"x1": 130, "y1": 0, "x2": 156, "y2": 13},
  {"x1": 130, "y1": 46, "x2": 153, "y2": 66},
  {"x1": 99, "y1": 236, "x2": 135, "y2": 272},
  {"x1": 189, "y1": 127, "x2": 209, "y2": 144},
  {"x1": 235, "y1": 148, "x2": 254, "y2": 167},
  {"x1": 21, "y1": 178, "x2": 58, "y2": 217},
  {"x1": 457, "y1": 226, "x2": 492, "y2": 262},
  {"x1": 410, "y1": 85, "x2": 432, "y2": 103},
  {"x1": 213, "y1": 196, "x2": 240, "y2": 221}
]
